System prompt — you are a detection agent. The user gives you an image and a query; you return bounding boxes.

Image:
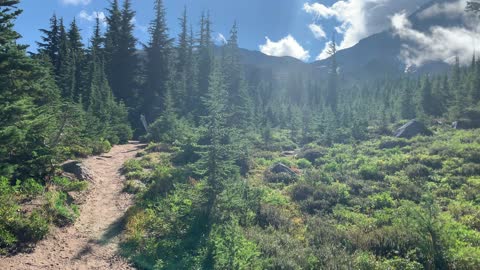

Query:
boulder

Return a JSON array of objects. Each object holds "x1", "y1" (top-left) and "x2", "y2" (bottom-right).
[
  {"x1": 281, "y1": 151, "x2": 296, "y2": 157},
  {"x1": 270, "y1": 163, "x2": 298, "y2": 176},
  {"x1": 61, "y1": 160, "x2": 93, "y2": 181},
  {"x1": 394, "y1": 120, "x2": 433, "y2": 139}
]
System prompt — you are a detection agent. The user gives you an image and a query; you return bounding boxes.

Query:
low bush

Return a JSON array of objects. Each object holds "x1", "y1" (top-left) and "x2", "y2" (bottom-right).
[
  {"x1": 92, "y1": 139, "x2": 112, "y2": 155},
  {"x1": 45, "y1": 191, "x2": 79, "y2": 227},
  {"x1": 296, "y1": 158, "x2": 313, "y2": 169},
  {"x1": 404, "y1": 164, "x2": 431, "y2": 180},
  {"x1": 359, "y1": 163, "x2": 384, "y2": 181},
  {"x1": 264, "y1": 171, "x2": 297, "y2": 184},
  {"x1": 51, "y1": 177, "x2": 87, "y2": 192}
]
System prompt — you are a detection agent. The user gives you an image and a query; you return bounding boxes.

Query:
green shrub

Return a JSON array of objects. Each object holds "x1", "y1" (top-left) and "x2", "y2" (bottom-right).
[
  {"x1": 92, "y1": 139, "x2": 112, "y2": 155},
  {"x1": 113, "y1": 123, "x2": 133, "y2": 144},
  {"x1": 122, "y1": 159, "x2": 143, "y2": 174},
  {"x1": 359, "y1": 163, "x2": 384, "y2": 181},
  {"x1": 264, "y1": 171, "x2": 297, "y2": 184},
  {"x1": 368, "y1": 192, "x2": 395, "y2": 209},
  {"x1": 298, "y1": 147, "x2": 327, "y2": 163},
  {"x1": 51, "y1": 177, "x2": 87, "y2": 192},
  {"x1": 296, "y1": 158, "x2": 312, "y2": 169},
  {"x1": 15, "y1": 210, "x2": 49, "y2": 244},
  {"x1": 404, "y1": 164, "x2": 431, "y2": 179},
  {"x1": 20, "y1": 179, "x2": 44, "y2": 198},
  {"x1": 211, "y1": 221, "x2": 261, "y2": 270},
  {"x1": 291, "y1": 184, "x2": 314, "y2": 201},
  {"x1": 45, "y1": 191, "x2": 79, "y2": 226}
]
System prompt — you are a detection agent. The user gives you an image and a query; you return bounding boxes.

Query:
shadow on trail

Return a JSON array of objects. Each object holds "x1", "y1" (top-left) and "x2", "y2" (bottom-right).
[{"x1": 95, "y1": 215, "x2": 128, "y2": 246}]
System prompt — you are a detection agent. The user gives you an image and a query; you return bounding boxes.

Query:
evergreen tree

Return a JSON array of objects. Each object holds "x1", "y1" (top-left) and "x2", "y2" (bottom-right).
[
  {"x1": 143, "y1": 0, "x2": 172, "y2": 122},
  {"x1": 37, "y1": 14, "x2": 60, "y2": 72},
  {"x1": 57, "y1": 18, "x2": 74, "y2": 99},
  {"x1": 196, "y1": 63, "x2": 238, "y2": 204},
  {"x1": 0, "y1": 0, "x2": 60, "y2": 180},
  {"x1": 420, "y1": 76, "x2": 436, "y2": 116},
  {"x1": 67, "y1": 18, "x2": 86, "y2": 102},
  {"x1": 174, "y1": 6, "x2": 195, "y2": 114},
  {"x1": 400, "y1": 86, "x2": 416, "y2": 120},
  {"x1": 222, "y1": 22, "x2": 252, "y2": 129},
  {"x1": 195, "y1": 12, "x2": 213, "y2": 120},
  {"x1": 105, "y1": 0, "x2": 137, "y2": 107},
  {"x1": 326, "y1": 35, "x2": 338, "y2": 112}
]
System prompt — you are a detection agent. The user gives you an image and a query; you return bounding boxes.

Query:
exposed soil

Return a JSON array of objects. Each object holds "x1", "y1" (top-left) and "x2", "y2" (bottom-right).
[{"x1": 0, "y1": 142, "x2": 145, "y2": 270}]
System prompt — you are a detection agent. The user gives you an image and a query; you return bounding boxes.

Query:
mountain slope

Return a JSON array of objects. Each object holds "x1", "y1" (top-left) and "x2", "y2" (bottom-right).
[{"x1": 312, "y1": 0, "x2": 464, "y2": 78}]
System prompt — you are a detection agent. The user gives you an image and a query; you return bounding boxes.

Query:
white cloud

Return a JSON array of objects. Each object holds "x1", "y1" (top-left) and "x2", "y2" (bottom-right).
[
  {"x1": 78, "y1": 10, "x2": 106, "y2": 27},
  {"x1": 303, "y1": 2, "x2": 336, "y2": 18},
  {"x1": 61, "y1": 0, "x2": 91, "y2": 6},
  {"x1": 214, "y1": 33, "x2": 227, "y2": 45},
  {"x1": 259, "y1": 35, "x2": 310, "y2": 61},
  {"x1": 309, "y1": 23, "x2": 326, "y2": 39},
  {"x1": 391, "y1": 9, "x2": 480, "y2": 68},
  {"x1": 303, "y1": 0, "x2": 431, "y2": 58},
  {"x1": 417, "y1": 0, "x2": 467, "y2": 19}
]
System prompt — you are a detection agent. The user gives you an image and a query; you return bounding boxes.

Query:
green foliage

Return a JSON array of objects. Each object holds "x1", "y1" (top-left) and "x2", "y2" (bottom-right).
[
  {"x1": 51, "y1": 177, "x2": 87, "y2": 192},
  {"x1": 210, "y1": 220, "x2": 261, "y2": 270},
  {"x1": 45, "y1": 191, "x2": 79, "y2": 227},
  {"x1": 296, "y1": 158, "x2": 313, "y2": 169}
]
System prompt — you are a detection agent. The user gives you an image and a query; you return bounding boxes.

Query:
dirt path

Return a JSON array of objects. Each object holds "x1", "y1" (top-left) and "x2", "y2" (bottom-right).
[{"x1": 0, "y1": 142, "x2": 145, "y2": 270}]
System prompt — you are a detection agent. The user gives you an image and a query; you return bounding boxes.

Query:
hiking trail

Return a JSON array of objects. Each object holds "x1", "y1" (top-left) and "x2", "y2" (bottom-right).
[{"x1": 0, "y1": 142, "x2": 145, "y2": 270}]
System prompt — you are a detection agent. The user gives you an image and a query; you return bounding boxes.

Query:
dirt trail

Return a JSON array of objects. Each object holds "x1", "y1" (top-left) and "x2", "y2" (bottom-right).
[{"x1": 0, "y1": 142, "x2": 145, "y2": 270}]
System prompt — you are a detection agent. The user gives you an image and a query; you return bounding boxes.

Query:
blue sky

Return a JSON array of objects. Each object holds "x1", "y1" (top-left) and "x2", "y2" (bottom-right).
[{"x1": 14, "y1": 0, "x2": 431, "y2": 62}]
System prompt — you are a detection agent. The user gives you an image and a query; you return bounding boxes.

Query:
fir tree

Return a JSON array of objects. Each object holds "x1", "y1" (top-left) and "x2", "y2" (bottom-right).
[
  {"x1": 326, "y1": 34, "x2": 338, "y2": 112},
  {"x1": 196, "y1": 63, "x2": 238, "y2": 204},
  {"x1": 57, "y1": 18, "x2": 74, "y2": 99},
  {"x1": 105, "y1": 0, "x2": 137, "y2": 107},
  {"x1": 195, "y1": 12, "x2": 213, "y2": 120},
  {"x1": 0, "y1": 0, "x2": 60, "y2": 180},
  {"x1": 400, "y1": 86, "x2": 416, "y2": 120},
  {"x1": 67, "y1": 18, "x2": 86, "y2": 102},
  {"x1": 37, "y1": 14, "x2": 60, "y2": 71},
  {"x1": 143, "y1": 0, "x2": 172, "y2": 122}
]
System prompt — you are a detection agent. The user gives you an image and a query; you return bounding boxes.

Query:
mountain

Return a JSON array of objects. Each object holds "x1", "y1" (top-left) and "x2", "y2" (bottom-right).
[
  {"x1": 312, "y1": 0, "x2": 464, "y2": 79},
  {"x1": 234, "y1": 0, "x2": 466, "y2": 83}
]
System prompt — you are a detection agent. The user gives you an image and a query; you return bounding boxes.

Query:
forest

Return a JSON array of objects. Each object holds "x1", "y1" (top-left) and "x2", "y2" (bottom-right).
[{"x1": 1, "y1": 0, "x2": 480, "y2": 269}]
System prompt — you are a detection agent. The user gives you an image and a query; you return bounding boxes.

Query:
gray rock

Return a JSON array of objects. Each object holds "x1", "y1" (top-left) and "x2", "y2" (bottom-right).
[
  {"x1": 270, "y1": 163, "x2": 297, "y2": 176},
  {"x1": 61, "y1": 160, "x2": 93, "y2": 181},
  {"x1": 394, "y1": 120, "x2": 433, "y2": 139}
]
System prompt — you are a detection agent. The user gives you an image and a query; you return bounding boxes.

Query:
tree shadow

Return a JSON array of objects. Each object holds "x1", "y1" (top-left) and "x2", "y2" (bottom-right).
[{"x1": 94, "y1": 215, "x2": 127, "y2": 246}]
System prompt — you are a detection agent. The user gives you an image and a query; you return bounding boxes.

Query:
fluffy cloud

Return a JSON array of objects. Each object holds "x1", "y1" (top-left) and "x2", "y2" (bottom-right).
[
  {"x1": 303, "y1": 0, "x2": 431, "y2": 59},
  {"x1": 61, "y1": 0, "x2": 91, "y2": 6},
  {"x1": 78, "y1": 10, "x2": 106, "y2": 26},
  {"x1": 417, "y1": 0, "x2": 467, "y2": 19},
  {"x1": 309, "y1": 23, "x2": 326, "y2": 39},
  {"x1": 259, "y1": 35, "x2": 310, "y2": 61},
  {"x1": 214, "y1": 33, "x2": 227, "y2": 45},
  {"x1": 392, "y1": 6, "x2": 480, "y2": 68}
]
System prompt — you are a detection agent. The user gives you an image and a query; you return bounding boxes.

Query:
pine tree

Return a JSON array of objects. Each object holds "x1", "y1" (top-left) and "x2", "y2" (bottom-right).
[
  {"x1": 400, "y1": 86, "x2": 416, "y2": 120},
  {"x1": 420, "y1": 76, "x2": 435, "y2": 116},
  {"x1": 174, "y1": 6, "x2": 190, "y2": 113},
  {"x1": 0, "y1": 0, "x2": 60, "y2": 180},
  {"x1": 326, "y1": 35, "x2": 338, "y2": 112},
  {"x1": 67, "y1": 18, "x2": 86, "y2": 101},
  {"x1": 196, "y1": 63, "x2": 238, "y2": 204},
  {"x1": 222, "y1": 22, "x2": 252, "y2": 129},
  {"x1": 37, "y1": 14, "x2": 60, "y2": 72},
  {"x1": 57, "y1": 18, "x2": 74, "y2": 99},
  {"x1": 143, "y1": 0, "x2": 172, "y2": 122},
  {"x1": 105, "y1": 0, "x2": 137, "y2": 107},
  {"x1": 195, "y1": 12, "x2": 213, "y2": 120}
]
